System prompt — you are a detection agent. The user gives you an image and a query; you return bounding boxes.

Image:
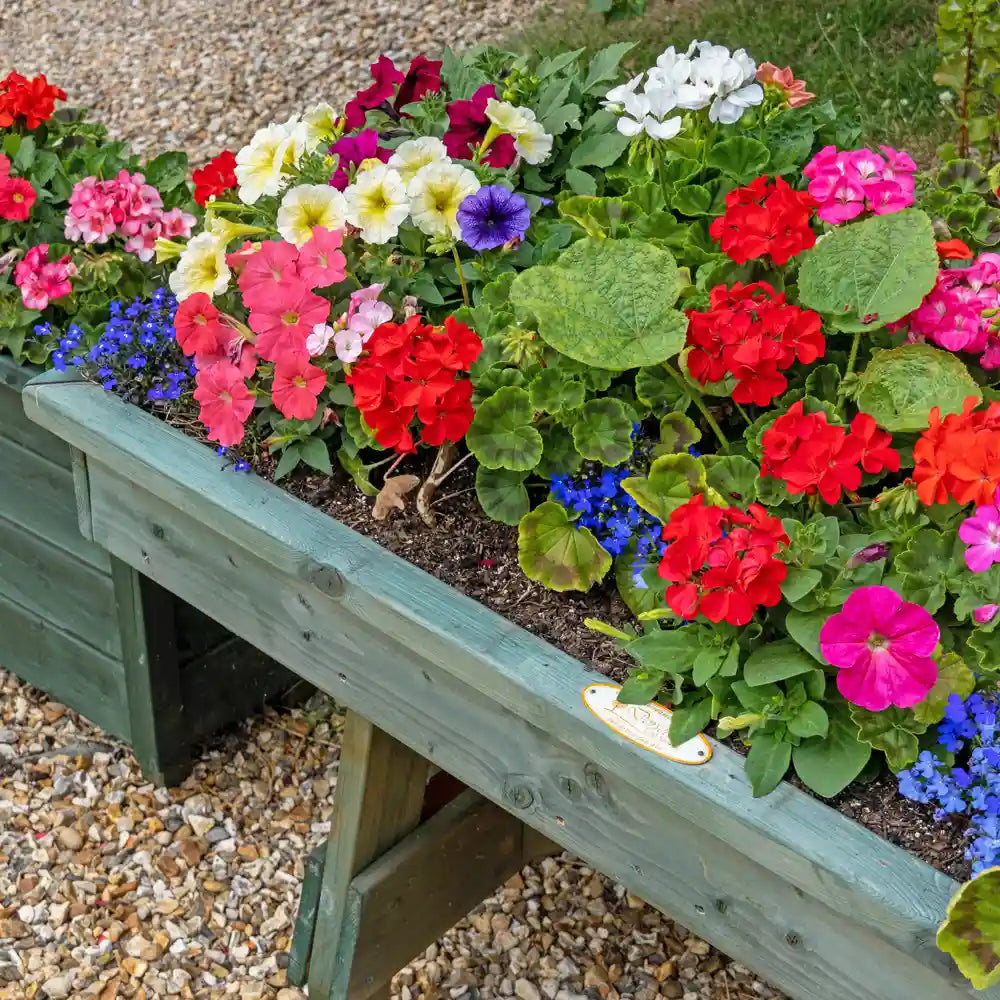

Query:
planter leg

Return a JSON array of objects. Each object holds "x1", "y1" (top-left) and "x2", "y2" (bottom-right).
[
  {"x1": 307, "y1": 711, "x2": 430, "y2": 1000},
  {"x1": 111, "y1": 558, "x2": 191, "y2": 786}
]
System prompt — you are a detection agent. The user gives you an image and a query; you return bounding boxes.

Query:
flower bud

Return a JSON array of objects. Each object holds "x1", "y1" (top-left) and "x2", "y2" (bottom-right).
[{"x1": 847, "y1": 542, "x2": 890, "y2": 569}]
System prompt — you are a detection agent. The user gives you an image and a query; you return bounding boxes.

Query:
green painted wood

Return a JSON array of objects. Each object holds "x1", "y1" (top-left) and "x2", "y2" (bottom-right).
[
  {"x1": 289, "y1": 843, "x2": 326, "y2": 987},
  {"x1": 23, "y1": 371, "x2": 998, "y2": 1000},
  {"x1": 0, "y1": 358, "x2": 72, "y2": 469}
]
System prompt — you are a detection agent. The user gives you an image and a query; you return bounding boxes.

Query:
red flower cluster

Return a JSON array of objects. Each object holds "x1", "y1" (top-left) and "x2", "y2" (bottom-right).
[
  {"x1": 913, "y1": 397, "x2": 1000, "y2": 506},
  {"x1": 0, "y1": 154, "x2": 35, "y2": 221},
  {"x1": 443, "y1": 85, "x2": 516, "y2": 168},
  {"x1": 657, "y1": 496, "x2": 788, "y2": 626},
  {"x1": 346, "y1": 316, "x2": 483, "y2": 453},
  {"x1": 686, "y1": 281, "x2": 825, "y2": 405},
  {"x1": 761, "y1": 401, "x2": 899, "y2": 504},
  {"x1": 709, "y1": 175, "x2": 817, "y2": 266},
  {"x1": 344, "y1": 55, "x2": 442, "y2": 130},
  {"x1": 0, "y1": 72, "x2": 66, "y2": 129},
  {"x1": 191, "y1": 150, "x2": 238, "y2": 207}
]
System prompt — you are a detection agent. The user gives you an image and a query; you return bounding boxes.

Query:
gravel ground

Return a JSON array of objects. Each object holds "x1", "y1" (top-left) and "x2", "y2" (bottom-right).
[
  {"x1": 0, "y1": 0, "x2": 555, "y2": 163},
  {"x1": 0, "y1": 668, "x2": 784, "y2": 1000}
]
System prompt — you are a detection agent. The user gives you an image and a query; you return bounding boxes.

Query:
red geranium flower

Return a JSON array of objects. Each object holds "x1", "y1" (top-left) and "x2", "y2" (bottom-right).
[
  {"x1": 0, "y1": 176, "x2": 36, "y2": 221},
  {"x1": 443, "y1": 85, "x2": 516, "y2": 168},
  {"x1": 395, "y1": 56, "x2": 443, "y2": 112},
  {"x1": 0, "y1": 72, "x2": 66, "y2": 129},
  {"x1": 344, "y1": 56, "x2": 404, "y2": 130},
  {"x1": 709, "y1": 175, "x2": 817, "y2": 266},
  {"x1": 936, "y1": 238, "x2": 973, "y2": 261},
  {"x1": 192, "y1": 150, "x2": 238, "y2": 207}
]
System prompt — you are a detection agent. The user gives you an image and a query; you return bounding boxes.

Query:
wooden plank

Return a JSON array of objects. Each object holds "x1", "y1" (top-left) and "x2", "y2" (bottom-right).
[
  {"x1": 308, "y1": 712, "x2": 430, "y2": 1000},
  {"x1": 0, "y1": 359, "x2": 72, "y2": 469},
  {"x1": 70, "y1": 447, "x2": 95, "y2": 542},
  {"x1": 0, "y1": 510, "x2": 121, "y2": 656},
  {"x1": 23, "y1": 373, "x2": 998, "y2": 1000},
  {"x1": 0, "y1": 590, "x2": 129, "y2": 740},
  {"x1": 289, "y1": 843, "x2": 327, "y2": 986},
  {"x1": 0, "y1": 435, "x2": 108, "y2": 570},
  {"x1": 0, "y1": 356, "x2": 36, "y2": 393}
]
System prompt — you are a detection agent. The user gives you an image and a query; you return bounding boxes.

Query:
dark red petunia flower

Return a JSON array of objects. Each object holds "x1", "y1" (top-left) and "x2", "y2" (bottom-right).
[
  {"x1": 443, "y1": 85, "x2": 516, "y2": 168},
  {"x1": 395, "y1": 56, "x2": 443, "y2": 112},
  {"x1": 343, "y1": 56, "x2": 404, "y2": 131}
]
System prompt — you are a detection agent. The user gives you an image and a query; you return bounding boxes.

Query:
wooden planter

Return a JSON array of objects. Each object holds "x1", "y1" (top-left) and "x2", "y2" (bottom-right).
[
  {"x1": 0, "y1": 357, "x2": 293, "y2": 783},
  {"x1": 22, "y1": 369, "x2": 999, "y2": 1000}
]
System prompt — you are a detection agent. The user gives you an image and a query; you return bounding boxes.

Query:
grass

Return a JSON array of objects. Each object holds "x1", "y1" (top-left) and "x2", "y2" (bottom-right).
[{"x1": 513, "y1": 0, "x2": 951, "y2": 162}]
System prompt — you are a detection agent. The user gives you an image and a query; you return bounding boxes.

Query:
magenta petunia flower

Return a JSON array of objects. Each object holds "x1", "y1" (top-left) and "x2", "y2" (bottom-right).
[
  {"x1": 975, "y1": 604, "x2": 999, "y2": 624},
  {"x1": 959, "y1": 495, "x2": 1000, "y2": 572},
  {"x1": 819, "y1": 585, "x2": 939, "y2": 711}
]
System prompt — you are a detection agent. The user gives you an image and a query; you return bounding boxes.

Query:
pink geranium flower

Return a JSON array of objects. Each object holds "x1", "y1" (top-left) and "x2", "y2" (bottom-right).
[
  {"x1": 272, "y1": 354, "x2": 327, "y2": 420},
  {"x1": 193, "y1": 362, "x2": 255, "y2": 446},
  {"x1": 13, "y1": 243, "x2": 75, "y2": 310},
  {"x1": 959, "y1": 491, "x2": 1000, "y2": 572},
  {"x1": 239, "y1": 240, "x2": 301, "y2": 311},
  {"x1": 297, "y1": 226, "x2": 347, "y2": 288},
  {"x1": 819, "y1": 585, "x2": 939, "y2": 711},
  {"x1": 247, "y1": 280, "x2": 329, "y2": 362},
  {"x1": 803, "y1": 145, "x2": 916, "y2": 225}
]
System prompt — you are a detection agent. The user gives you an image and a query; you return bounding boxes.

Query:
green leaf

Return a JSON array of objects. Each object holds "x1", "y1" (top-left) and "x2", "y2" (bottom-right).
[
  {"x1": 787, "y1": 701, "x2": 829, "y2": 739},
  {"x1": 692, "y1": 647, "x2": 725, "y2": 687},
  {"x1": 745, "y1": 731, "x2": 792, "y2": 797},
  {"x1": 704, "y1": 455, "x2": 758, "y2": 507},
  {"x1": 467, "y1": 387, "x2": 543, "y2": 471},
  {"x1": 784, "y1": 608, "x2": 828, "y2": 663},
  {"x1": 705, "y1": 137, "x2": 771, "y2": 182},
  {"x1": 510, "y1": 238, "x2": 687, "y2": 370},
  {"x1": 536, "y1": 425, "x2": 582, "y2": 479},
  {"x1": 273, "y1": 444, "x2": 303, "y2": 481},
  {"x1": 558, "y1": 195, "x2": 641, "y2": 237},
  {"x1": 13, "y1": 134, "x2": 35, "y2": 170},
  {"x1": 622, "y1": 453, "x2": 707, "y2": 522},
  {"x1": 327, "y1": 383, "x2": 354, "y2": 406},
  {"x1": 143, "y1": 150, "x2": 189, "y2": 192},
  {"x1": 850, "y1": 705, "x2": 928, "y2": 771},
  {"x1": 565, "y1": 168, "x2": 598, "y2": 196},
  {"x1": 668, "y1": 695, "x2": 711, "y2": 745},
  {"x1": 912, "y1": 650, "x2": 975, "y2": 725},
  {"x1": 617, "y1": 673, "x2": 664, "y2": 704},
  {"x1": 797, "y1": 209, "x2": 939, "y2": 331},
  {"x1": 569, "y1": 132, "x2": 632, "y2": 169},
  {"x1": 938, "y1": 869, "x2": 1000, "y2": 990},
  {"x1": 582, "y1": 42, "x2": 637, "y2": 93},
  {"x1": 657, "y1": 413, "x2": 701, "y2": 452},
  {"x1": 337, "y1": 447, "x2": 379, "y2": 497},
  {"x1": 572, "y1": 398, "x2": 634, "y2": 464},
  {"x1": 528, "y1": 369, "x2": 586, "y2": 414},
  {"x1": 298, "y1": 437, "x2": 332, "y2": 474},
  {"x1": 627, "y1": 626, "x2": 702, "y2": 672},
  {"x1": 743, "y1": 640, "x2": 817, "y2": 687},
  {"x1": 518, "y1": 502, "x2": 612, "y2": 591},
  {"x1": 636, "y1": 364, "x2": 690, "y2": 412},
  {"x1": 853, "y1": 344, "x2": 981, "y2": 433},
  {"x1": 615, "y1": 547, "x2": 668, "y2": 618},
  {"x1": 476, "y1": 466, "x2": 530, "y2": 525},
  {"x1": 896, "y1": 528, "x2": 967, "y2": 614},
  {"x1": 792, "y1": 707, "x2": 872, "y2": 797},
  {"x1": 780, "y1": 567, "x2": 823, "y2": 604},
  {"x1": 671, "y1": 184, "x2": 714, "y2": 216}
]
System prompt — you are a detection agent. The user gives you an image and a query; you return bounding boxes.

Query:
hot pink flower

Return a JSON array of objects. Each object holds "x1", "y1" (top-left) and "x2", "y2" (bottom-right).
[
  {"x1": 247, "y1": 280, "x2": 329, "y2": 362},
  {"x1": 819, "y1": 585, "x2": 939, "y2": 711},
  {"x1": 271, "y1": 354, "x2": 327, "y2": 420},
  {"x1": 239, "y1": 240, "x2": 301, "y2": 311},
  {"x1": 804, "y1": 145, "x2": 916, "y2": 225},
  {"x1": 0, "y1": 154, "x2": 9, "y2": 180},
  {"x1": 297, "y1": 226, "x2": 347, "y2": 288},
  {"x1": 959, "y1": 492, "x2": 1000, "y2": 572},
  {"x1": 13, "y1": 243, "x2": 75, "y2": 310},
  {"x1": 976, "y1": 604, "x2": 1000, "y2": 624},
  {"x1": 193, "y1": 362, "x2": 255, "y2": 446}
]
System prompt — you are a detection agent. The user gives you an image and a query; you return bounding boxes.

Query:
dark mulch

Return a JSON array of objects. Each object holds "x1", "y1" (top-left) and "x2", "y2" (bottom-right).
[{"x1": 275, "y1": 456, "x2": 971, "y2": 881}]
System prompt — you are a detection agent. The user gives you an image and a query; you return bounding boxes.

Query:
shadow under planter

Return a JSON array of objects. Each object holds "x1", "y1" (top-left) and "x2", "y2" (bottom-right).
[{"x1": 0, "y1": 356, "x2": 296, "y2": 784}]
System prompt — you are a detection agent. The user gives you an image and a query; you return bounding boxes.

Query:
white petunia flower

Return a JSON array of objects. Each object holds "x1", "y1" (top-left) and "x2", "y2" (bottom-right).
[
  {"x1": 388, "y1": 137, "x2": 450, "y2": 185},
  {"x1": 407, "y1": 160, "x2": 480, "y2": 237},
  {"x1": 276, "y1": 184, "x2": 348, "y2": 247},
  {"x1": 234, "y1": 122, "x2": 296, "y2": 204},
  {"x1": 485, "y1": 98, "x2": 538, "y2": 136},
  {"x1": 302, "y1": 103, "x2": 340, "y2": 146},
  {"x1": 344, "y1": 164, "x2": 410, "y2": 244},
  {"x1": 168, "y1": 232, "x2": 231, "y2": 301},
  {"x1": 514, "y1": 121, "x2": 555, "y2": 164}
]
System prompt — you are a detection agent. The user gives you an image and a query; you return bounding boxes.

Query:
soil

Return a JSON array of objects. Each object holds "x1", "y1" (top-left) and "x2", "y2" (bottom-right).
[{"x1": 273, "y1": 456, "x2": 973, "y2": 882}]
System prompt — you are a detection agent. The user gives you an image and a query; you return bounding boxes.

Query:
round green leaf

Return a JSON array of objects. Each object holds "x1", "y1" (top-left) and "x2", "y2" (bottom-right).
[
  {"x1": 912, "y1": 650, "x2": 975, "y2": 725},
  {"x1": 704, "y1": 455, "x2": 758, "y2": 507},
  {"x1": 849, "y1": 705, "x2": 928, "y2": 771},
  {"x1": 475, "y1": 467, "x2": 530, "y2": 525},
  {"x1": 622, "y1": 453, "x2": 707, "y2": 522},
  {"x1": 635, "y1": 364, "x2": 691, "y2": 412},
  {"x1": 705, "y1": 136, "x2": 771, "y2": 183},
  {"x1": 467, "y1": 386, "x2": 543, "y2": 471},
  {"x1": 797, "y1": 209, "x2": 939, "y2": 331},
  {"x1": 517, "y1": 501, "x2": 612, "y2": 591},
  {"x1": 528, "y1": 369, "x2": 586, "y2": 414},
  {"x1": 509, "y1": 237, "x2": 688, "y2": 370},
  {"x1": 658, "y1": 413, "x2": 701, "y2": 453},
  {"x1": 938, "y1": 869, "x2": 1000, "y2": 990},
  {"x1": 572, "y1": 397, "x2": 634, "y2": 465},
  {"x1": 535, "y1": 425, "x2": 582, "y2": 479},
  {"x1": 854, "y1": 343, "x2": 981, "y2": 432}
]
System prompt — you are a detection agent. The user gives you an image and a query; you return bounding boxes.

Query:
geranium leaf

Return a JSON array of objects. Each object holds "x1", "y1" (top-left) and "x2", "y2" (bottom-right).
[
  {"x1": 853, "y1": 343, "x2": 981, "y2": 432},
  {"x1": 657, "y1": 412, "x2": 701, "y2": 452},
  {"x1": 635, "y1": 364, "x2": 691, "y2": 412},
  {"x1": 745, "y1": 731, "x2": 792, "y2": 797},
  {"x1": 912, "y1": 650, "x2": 975, "y2": 725},
  {"x1": 792, "y1": 706, "x2": 872, "y2": 797},
  {"x1": 849, "y1": 705, "x2": 928, "y2": 771},
  {"x1": 704, "y1": 455, "x2": 758, "y2": 507},
  {"x1": 705, "y1": 136, "x2": 771, "y2": 183},
  {"x1": 510, "y1": 237, "x2": 687, "y2": 370},
  {"x1": 938, "y1": 869, "x2": 1000, "y2": 990},
  {"x1": 743, "y1": 640, "x2": 817, "y2": 687},
  {"x1": 467, "y1": 386, "x2": 543, "y2": 471},
  {"x1": 671, "y1": 183, "x2": 715, "y2": 216},
  {"x1": 571, "y1": 397, "x2": 634, "y2": 464},
  {"x1": 797, "y1": 208, "x2": 939, "y2": 331},
  {"x1": 517, "y1": 501, "x2": 612, "y2": 591},
  {"x1": 536, "y1": 425, "x2": 582, "y2": 479},
  {"x1": 557, "y1": 195, "x2": 641, "y2": 237},
  {"x1": 622, "y1": 453, "x2": 707, "y2": 522},
  {"x1": 528, "y1": 368, "x2": 586, "y2": 414},
  {"x1": 475, "y1": 466, "x2": 530, "y2": 525}
]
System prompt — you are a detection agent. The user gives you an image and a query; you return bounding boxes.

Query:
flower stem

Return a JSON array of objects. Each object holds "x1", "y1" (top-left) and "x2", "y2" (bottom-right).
[
  {"x1": 845, "y1": 330, "x2": 861, "y2": 377},
  {"x1": 453, "y1": 247, "x2": 471, "y2": 308},
  {"x1": 733, "y1": 401, "x2": 753, "y2": 426},
  {"x1": 663, "y1": 362, "x2": 728, "y2": 448}
]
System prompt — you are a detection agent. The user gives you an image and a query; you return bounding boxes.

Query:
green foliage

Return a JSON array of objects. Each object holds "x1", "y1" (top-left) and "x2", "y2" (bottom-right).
[
  {"x1": 475, "y1": 467, "x2": 531, "y2": 525},
  {"x1": 849, "y1": 705, "x2": 928, "y2": 770},
  {"x1": 572, "y1": 397, "x2": 635, "y2": 464},
  {"x1": 792, "y1": 706, "x2": 873, "y2": 797},
  {"x1": 622, "y1": 453, "x2": 707, "y2": 522},
  {"x1": 912, "y1": 650, "x2": 976, "y2": 724},
  {"x1": 853, "y1": 344, "x2": 982, "y2": 432},
  {"x1": 797, "y1": 209, "x2": 939, "y2": 330},
  {"x1": 509, "y1": 238, "x2": 688, "y2": 370},
  {"x1": 467, "y1": 387, "x2": 544, "y2": 471},
  {"x1": 517, "y1": 501, "x2": 612, "y2": 591},
  {"x1": 938, "y1": 869, "x2": 1000, "y2": 990}
]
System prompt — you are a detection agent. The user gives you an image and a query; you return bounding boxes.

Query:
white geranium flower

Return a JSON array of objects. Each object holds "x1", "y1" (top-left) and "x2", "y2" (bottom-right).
[
  {"x1": 710, "y1": 82, "x2": 764, "y2": 124},
  {"x1": 388, "y1": 137, "x2": 450, "y2": 185},
  {"x1": 613, "y1": 82, "x2": 682, "y2": 141},
  {"x1": 168, "y1": 232, "x2": 231, "y2": 301},
  {"x1": 602, "y1": 74, "x2": 643, "y2": 111},
  {"x1": 407, "y1": 160, "x2": 480, "y2": 237},
  {"x1": 276, "y1": 184, "x2": 348, "y2": 247},
  {"x1": 652, "y1": 47, "x2": 692, "y2": 87},
  {"x1": 234, "y1": 122, "x2": 296, "y2": 204},
  {"x1": 344, "y1": 164, "x2": 410, "y2": 244}
]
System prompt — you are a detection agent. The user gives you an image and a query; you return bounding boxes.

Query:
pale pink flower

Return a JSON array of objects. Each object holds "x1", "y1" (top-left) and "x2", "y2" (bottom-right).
[
  {"x1": 333, "y1": 327, "x2": 365, "y2": 362},
  {"x1": 819, "y1": 585, "x2": 939, "y2": 711},
  {"x1": 306, "y1": 323, "x2": 335, "y2": 357}
]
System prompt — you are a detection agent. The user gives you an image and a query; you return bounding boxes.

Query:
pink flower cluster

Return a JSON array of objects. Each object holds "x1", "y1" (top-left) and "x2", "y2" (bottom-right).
[
  {"x1": 14, "y1": 244, "x2": 75, "y2": 311},
  {"x1": 892, "y1": 253, "x2": 1000, "y2": 367},
  {"x1": 307, "y1": 283, "x2": 393, "y2": 363},
  {"x1": 175, "y1": 227, "x2": 348, "y2": 446},
  {"x1": 64, "y1": 170, "x2": 195, "y2": 261},
  {"x1": 803, "y1": 145, "x2": 916, "y2": 224}
]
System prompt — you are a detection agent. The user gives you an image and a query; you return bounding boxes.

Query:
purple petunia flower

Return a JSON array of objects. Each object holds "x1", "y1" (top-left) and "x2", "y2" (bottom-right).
[{"x1": 456, "y1": 185, "x2": 531, "y2": 251}]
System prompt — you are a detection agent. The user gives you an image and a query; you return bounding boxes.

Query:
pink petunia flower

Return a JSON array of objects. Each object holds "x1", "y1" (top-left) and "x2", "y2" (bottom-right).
[
  {"x1": 239, "y1": 240, "x2": 301, "y2": 311},
  {"x1": 271, "y1": 354, "x2": 327, "y2": 420},
  {"x1": 193, "y1": 362, "x2": 255, "y2": 446},
  {"x1": 975, "y1": 604, "x2": 1000, "y2": 624},
  {"x1": 959, "y1": 492, "x2": 1000, "y2": 572},
  {"x1": 819, "y1": 585, "x2": 939, "y2": 711},
  {"x1": 247, "y1": 280, "x2": 329, "y2": 362},
  {"x1": 174, "y1": 292, "x2": 231, "y2": 362},
  {"x1": 297, "y1": 226, "x2": 347, "y2": 288}
]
